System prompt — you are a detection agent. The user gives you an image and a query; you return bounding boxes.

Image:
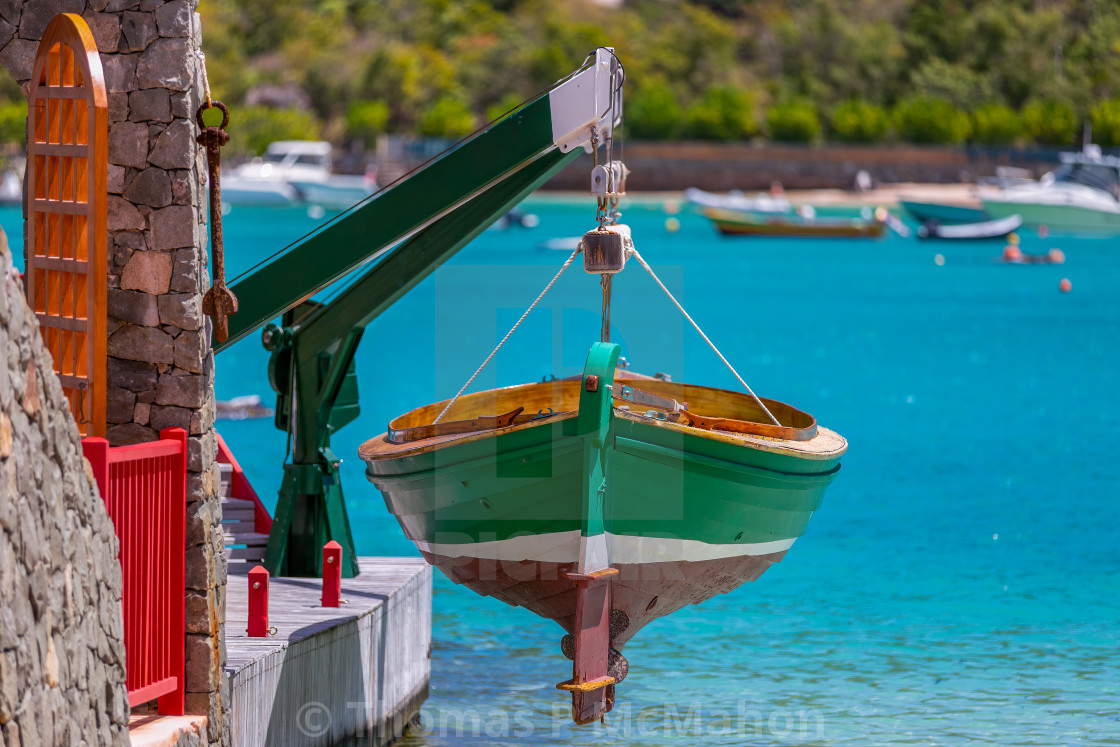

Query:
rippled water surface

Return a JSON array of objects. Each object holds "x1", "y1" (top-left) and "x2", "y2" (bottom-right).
[{"x1": 5, "y1": 197, "x2": 1117, "y2": 745}]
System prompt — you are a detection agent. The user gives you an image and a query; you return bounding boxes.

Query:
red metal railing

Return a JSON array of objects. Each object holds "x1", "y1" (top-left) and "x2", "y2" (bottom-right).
[
  {"x1": 83, "y1": 427, "x2": 186, "y2": 715},
  {"x1": 216, "y1": 432, "x2": 272, "y2": 533}
]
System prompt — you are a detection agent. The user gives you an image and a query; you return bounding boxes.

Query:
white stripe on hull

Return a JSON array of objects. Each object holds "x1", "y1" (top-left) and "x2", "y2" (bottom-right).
[
  {"x1": 578, "y1": 533, "x2": 608, "y2": 573},
  {"x1": 413, "y1": 530, "x2": 796, "y2": 565}
]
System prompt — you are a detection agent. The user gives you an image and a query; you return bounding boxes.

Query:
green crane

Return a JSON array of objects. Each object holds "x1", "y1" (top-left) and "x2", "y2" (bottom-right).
[{"x1": 214, "y1": 50, "x2": 622, "y2": 577}]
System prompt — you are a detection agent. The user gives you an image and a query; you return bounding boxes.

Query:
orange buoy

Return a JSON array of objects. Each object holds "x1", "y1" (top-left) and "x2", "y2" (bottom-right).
[
  {"x1": 1047, "y1": 248, "x2": 1065, "y2": 264},
  {"x1": 1002, "y1": 245, "x2": 1023, "y2": 262},
  {"x1": 663, "y1": 200, "x2": 681, "y2": 215},
  {"x1": 1059, "y1": 278, "x2": 1072, "y2": 292},
  {"x1": 1038, "y1": 224, "x2": 1049, "y2": 239}
]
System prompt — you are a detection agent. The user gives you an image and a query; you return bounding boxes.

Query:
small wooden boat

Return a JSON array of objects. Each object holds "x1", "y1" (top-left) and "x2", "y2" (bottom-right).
[
  {"x1": 702, "y1": 206, "x2": 885, "y2": 238},
  {"x1": 359, "y1": 342, "x2": 846, "y2": 724},
  {"x1": 917, "y1": 213, "x2": 1022, "y2": 240}
]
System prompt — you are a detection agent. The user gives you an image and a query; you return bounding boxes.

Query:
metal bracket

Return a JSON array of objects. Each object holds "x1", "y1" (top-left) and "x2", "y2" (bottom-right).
[{"x1": 616, "y1": 385, "x2": 686, "y2": 414}]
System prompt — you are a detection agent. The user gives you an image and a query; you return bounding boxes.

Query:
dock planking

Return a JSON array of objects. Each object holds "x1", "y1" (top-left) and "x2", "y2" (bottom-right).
[{"x1": 226, "y1": 557, "x2": 431, "y2": 746}]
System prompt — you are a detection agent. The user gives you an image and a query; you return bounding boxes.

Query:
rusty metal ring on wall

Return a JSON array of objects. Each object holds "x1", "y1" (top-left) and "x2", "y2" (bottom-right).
[{"x1": 195, "y1": 100, "x2": 230, "y2": 131}]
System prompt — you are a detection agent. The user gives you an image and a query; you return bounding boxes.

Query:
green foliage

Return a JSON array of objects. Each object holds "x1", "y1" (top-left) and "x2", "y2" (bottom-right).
[
  {"x1": 626, "y1": 79, "x2": 682, "y2": 140},
  {"x1": 892, "y1": 96, "x2": 972, "y2": 145},
  {"x1": 196, "y1": 0, "x2": 1120, "y2": 146},
  {"x1": 230, "y1": 107, "x2": 322, "y2": 157},
  {"x1": 526, "y1": 19, "x2": 611, "y2": 87},
  {"x1": 418, "y1": 96, "x2": 476, "y2": 138},
  {"x1": 0, "y1": 103, "x2": 25, "y2": 146},
  {"x1": 909, "y1": 59, "x2": 995, "y2": 111},
  {"x1": 684, "y1": 86, "x2": 757, "y2": 140},
  {"x1": 829, "y1": 100, "x2": 890, "y2": 143},
  {"x1": 1021, "y1": 99, "x2": 1078, "y2": 145},
  {"x1": 1091, "y1": 100, "x2": 1120, "y2": 147},
  {"x1": 345, "y1": 101, "x2": 390, "y2": 146},
  {"x1": 766, "y1": 99, "x2": 821, "y2": 143},
  {"x1": 971, "y1": 105, "x2": 1021, "y2": 145}
]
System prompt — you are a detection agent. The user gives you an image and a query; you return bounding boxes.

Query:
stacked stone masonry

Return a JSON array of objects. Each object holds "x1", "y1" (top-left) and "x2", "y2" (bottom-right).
[
  {"x1": 0, "y1": 2, "x2": 225, "y2": 745},
  {"x1": 0, "y1": 234, "x2": 130, "y2": 746}
]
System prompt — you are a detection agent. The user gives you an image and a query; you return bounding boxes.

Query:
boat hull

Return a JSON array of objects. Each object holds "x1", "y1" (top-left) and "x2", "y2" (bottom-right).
[
  {"x1": 422, "y1": 549, "x2": 786, "y2": 647},
  {"x1": 360, "y1": 345, "x2": 846, "y2": 721},
  {"x1": 702, "y1": 207, "x2": 884, "y2": 238},
  {"x1": 361, "y1": 375, "x2": 844, "y2": 648},
  {"x1": 917, "y1": 213, "x2": 1022, "y2": 240},
  {"x1": 899, "y1": 200, "x2": 988, "y2": 224},
  {"x1": 982, "y1": 199, "x2": 1120, "y2": 232},
  {"x1": 220, "y1": 175, "x2": 301, "y2": 206},
  {"x1": 288, "y1": 177, "x2": 374, "y2": 210}
]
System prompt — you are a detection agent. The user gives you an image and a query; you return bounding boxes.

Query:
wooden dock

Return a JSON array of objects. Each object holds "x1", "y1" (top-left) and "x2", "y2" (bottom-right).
[{"x1": 225, "y1": 557, "x2": 431, "y2": 746}]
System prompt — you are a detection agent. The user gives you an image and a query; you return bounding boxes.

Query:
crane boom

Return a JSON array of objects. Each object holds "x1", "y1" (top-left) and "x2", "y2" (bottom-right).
[{"x1": 220, "y1": 50, "x2": 622, "y2": 577}]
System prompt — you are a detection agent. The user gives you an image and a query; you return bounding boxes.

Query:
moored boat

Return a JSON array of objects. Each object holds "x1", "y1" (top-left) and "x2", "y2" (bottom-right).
[
  {"x1": 900, "y1": 199, "x2": 989, "y2": 225},
  {"x1": 685, "y1": 186, "x2": 793, "y2": 214},
  {"x1": 222, "y1": 140, "x2": 376, "y2": 209},
  {"x1": 702, "y1": 206, "x2": 885, "y2": 238},
  {"x1": 917, "y1": 213, "x2": 1022, "y2": 240},
  {"x1": 981, "y1": 145, "x2": 1120, "y2": 233}
]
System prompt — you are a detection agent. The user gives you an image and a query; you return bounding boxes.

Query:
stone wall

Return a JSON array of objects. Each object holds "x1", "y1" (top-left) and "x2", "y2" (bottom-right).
[
  {"x1": 0, "y1": 2, "x2": 225, "y2": 745},
  {"x1": 0, "y1": 232, "x2": 130, "y2": 746}
]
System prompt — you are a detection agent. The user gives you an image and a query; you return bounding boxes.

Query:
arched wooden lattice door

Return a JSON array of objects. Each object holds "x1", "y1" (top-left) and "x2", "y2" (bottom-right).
[{"x1": 26, "y1": 14, "x2": 108, "y2": 437}]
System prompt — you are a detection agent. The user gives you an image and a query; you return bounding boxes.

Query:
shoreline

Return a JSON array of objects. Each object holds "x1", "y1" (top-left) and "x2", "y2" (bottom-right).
[{"x1": 526, "y1": 181, "x2": 985, "y2": 209}]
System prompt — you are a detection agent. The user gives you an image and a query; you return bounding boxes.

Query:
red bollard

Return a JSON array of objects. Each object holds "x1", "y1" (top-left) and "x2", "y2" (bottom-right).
[
  {"x1": 247, "y1": 565, "x2": 269, "y2": 637},
  {"x1": 322, "y1": 541, "x2": 342, "y2": 607}
]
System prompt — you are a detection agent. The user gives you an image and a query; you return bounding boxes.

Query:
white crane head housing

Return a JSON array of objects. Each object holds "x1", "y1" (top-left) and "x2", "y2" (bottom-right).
[{"x1": 549, "y1": 48, "x2": 623, "y2": 154}]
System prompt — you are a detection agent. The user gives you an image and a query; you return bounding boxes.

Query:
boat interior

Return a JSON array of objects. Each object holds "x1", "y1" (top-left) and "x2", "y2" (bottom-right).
[{"x1": 360, "y1": 371, "x2": 848, "y2": 460}]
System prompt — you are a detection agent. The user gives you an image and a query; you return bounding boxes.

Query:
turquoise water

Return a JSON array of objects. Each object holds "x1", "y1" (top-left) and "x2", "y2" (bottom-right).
[{"x1": 4, "y1": 200, "x2": 1118, "y2": 744}]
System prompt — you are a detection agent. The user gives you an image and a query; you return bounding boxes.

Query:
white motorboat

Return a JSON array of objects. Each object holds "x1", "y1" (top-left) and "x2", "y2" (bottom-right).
[
  {"x1": 0, "y1": 171, "x2": 21, "y2": 205},
  {"x1": 221, "y1": 141, "x2": 376, "y2": 209},
  {"x1": 684, "y1": 186, "x2": 793, "y2": 215},
  {"x1": 981, "y1": 145, "x2": 1120, "y2": 233}
]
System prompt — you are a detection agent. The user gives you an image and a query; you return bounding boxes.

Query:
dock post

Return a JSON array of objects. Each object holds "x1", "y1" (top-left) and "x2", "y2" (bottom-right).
[
  {"x1": 247, "y1": 566, "x2": 269, "y2": 637},
  {"x1": 322, "y1": 541, "x2": 342, "y2": 607}
]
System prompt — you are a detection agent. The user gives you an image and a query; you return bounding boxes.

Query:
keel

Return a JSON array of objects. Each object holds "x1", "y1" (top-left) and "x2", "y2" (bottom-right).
[{"x1": 557, "y1": 568, "x2": 618, "y2": 724}]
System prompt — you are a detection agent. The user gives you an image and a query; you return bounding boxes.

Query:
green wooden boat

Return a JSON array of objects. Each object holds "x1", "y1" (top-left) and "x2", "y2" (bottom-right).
[{"x1": 359, "y1": 341, "x2": 846, "y2": 723}]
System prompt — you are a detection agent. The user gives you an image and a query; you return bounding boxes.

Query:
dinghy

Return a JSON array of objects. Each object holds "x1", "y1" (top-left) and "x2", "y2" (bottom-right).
[
  {"x1": 918, "y1": 213, "x2": 1022, "y2": 240},
  {"x1": 359, "y1": 184, "x2": 848, "y2": 723}
]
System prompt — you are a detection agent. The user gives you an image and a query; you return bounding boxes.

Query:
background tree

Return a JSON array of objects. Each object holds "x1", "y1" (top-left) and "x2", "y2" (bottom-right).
[
  {"x1": 766, "y1": 99, "x2": 821, "y2": 143},
  {"x1": 1021, "y1": 99, "x2": 1079, "y2": 145},
  {"x1": 893, "y1": 96, "x2": 971, "y2": 145},
  {"x1": 829, "y1": 99, "x2": 891, "y2": 143},
  {"x1": 6, "y1": 0, "x2": 1120, "y2": 151},
  {"x1": 971, "y1": 105, "x2": 1021, "y2": 146}
]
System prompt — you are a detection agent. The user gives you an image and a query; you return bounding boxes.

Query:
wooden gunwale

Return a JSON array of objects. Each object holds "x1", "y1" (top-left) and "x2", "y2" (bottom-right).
[{"x1": 360, "y1": 373, "x2": 841, "y2": 461}]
